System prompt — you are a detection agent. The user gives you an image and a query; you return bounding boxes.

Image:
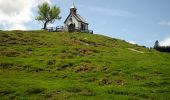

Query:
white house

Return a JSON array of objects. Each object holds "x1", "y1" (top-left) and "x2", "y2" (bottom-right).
[{"x1": 64, "y1": 3, "x2": 89, "y2": 32}]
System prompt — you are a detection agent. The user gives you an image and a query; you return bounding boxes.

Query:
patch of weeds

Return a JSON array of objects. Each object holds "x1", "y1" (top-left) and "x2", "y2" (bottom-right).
[
  {"x1": 100, "y1": 66, "x2": 110, "y2": 73},
  {"x1": 99, "y1": 77, "x2": 112, "y2": 86},
  {"x1": 79, "y1": 39, "x2": 98, "y2": 47},
  {"x1": 79, "y1": 88, "x2": 95, "y2": 96},
  {"x1": 74, "y1": 65, "x2": 94, "y2": 73},
  {"x1": 155, "y1": 88, "x2": 170, "y2": 93},
  {"x1": 143, "y1": 82, "x2": 159, "y2": 87},
  {"x1": 160, "y1": 81, "x2": 170, "y2": 86},
  {"x1": 61, "y1": 74, "x2": 68, "y2": 79},
  {"x1": 0, "y1": 89, "x2": 14, "y2": 96},
  {"x1": 87, "y1": 77, "x2": 97, "y2": 83},
  {"x1": 61, "y1": 49, "x2": 67, "y2": 53},
  {"x1": 17, "y1": 64, "x2": 32, "y2": 71},
  {"x1": 46, "y1": 59, "x2": 56, "y2": 65},
  {"x1": 66, "y1": 87, "x2": 95, "y2": 96},
  {"x1": 25, "y1": 48, "x2": 33, "y2": 51},
  {"x1": 114, "y1": 79, "x2": 126, "y2": 85},
  {"x1": 108, "y1": 89, "x2": 130, "y2": 95},
  {"x1": 60, "y1": 48, "x2": 99, "y2": 57},
  {"x1": 34, "y1": 67, "x2": 45, "y2": 72},
  {"x1": 137, "y1": 93, "x2": 149, "y2": 99},
  {"x1": 1, "y1": 34, "x2": 10, "y2": 38},
  {"x1": 0, "y1": 62, "x2": 14, "y2": 69},
  {"x1": 9, "y1": 37, "x2": 17, "y2": 41},
  {"x1": 80, "y1": 59, "x2": 91, "y2": 63},
  {"x1": 0, "y1": 50, "x2": 20, "y2": 57},
  {"x1": 12, "y1": 30, "x2": 23, "y2": 34},
  {"x1": 43, "y1": 90, "x2": 61, "y2": 98},
  {"x1": 57, "y1": 62, "x2": 74, "y2": 69},
  {"x1": 74, "y1": 48, "x2": 99, "y2": 56},
  {"x1": 111, "y1": 71, "x2": 120, "y2": 76},
  {"x1": 133, "y1": 74, "x2": 146, "y2": 81},
  {"x1": 59, "y1": 53, "x2": 73, "y2": 59},
  {"x1": 151, "y1": 70, "x2": 162, "y2": 75},
  {"x1": 25, "y1": 87, "x2": 46, "y2": 94},
  {"x1": 15, "y1": 32, "x2": 24, "y2": 37},
  {"x1": 66, "y1": 87, "x2": 82, "y2": 93},
  {"x1": 108, "y1": 89, "x2": 149, "y2": 99}
]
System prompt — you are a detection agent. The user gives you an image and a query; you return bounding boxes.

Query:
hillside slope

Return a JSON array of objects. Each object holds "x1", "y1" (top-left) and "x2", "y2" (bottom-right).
[{"x1": 0, "y1": 31, "x2": 170, "y2": 100}]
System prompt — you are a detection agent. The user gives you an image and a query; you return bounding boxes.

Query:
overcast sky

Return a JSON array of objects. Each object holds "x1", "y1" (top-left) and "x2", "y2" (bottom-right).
[{"x1": 0, "y1": 0, "x2": 170, "y2": 47}]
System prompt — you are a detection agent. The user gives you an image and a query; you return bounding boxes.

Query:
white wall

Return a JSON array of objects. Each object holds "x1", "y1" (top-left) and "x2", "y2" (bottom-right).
[
  {"x1": 64, "y1": 15, "x2": 79, "y2": 30},
  {"x1": 64, "y1": 15, "x2": 88, "y2": 31}
]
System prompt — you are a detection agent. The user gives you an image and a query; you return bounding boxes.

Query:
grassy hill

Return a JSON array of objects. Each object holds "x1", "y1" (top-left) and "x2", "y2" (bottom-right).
[{"x1": 0, "y1": 31, "x2": 170, "y2": 100}]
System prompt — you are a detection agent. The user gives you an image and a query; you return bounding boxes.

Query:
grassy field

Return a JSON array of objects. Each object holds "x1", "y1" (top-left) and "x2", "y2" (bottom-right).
[{"x1": 0, "y1": 31, "x2": 170, "y2": 100}]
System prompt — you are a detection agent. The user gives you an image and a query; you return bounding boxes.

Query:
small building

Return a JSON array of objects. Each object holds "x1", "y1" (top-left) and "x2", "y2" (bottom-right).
[{"x1": 64, "y1": 4, "x2": 91, "y2": 33}]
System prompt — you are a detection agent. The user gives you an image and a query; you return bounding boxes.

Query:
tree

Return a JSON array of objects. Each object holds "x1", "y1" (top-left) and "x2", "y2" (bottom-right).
[
  {"x1": 36, "y1": 2, "x2": 61, "y2": 30},
  {"x1": 154, "y1": 40, "x2": 159, "y2": 49}
]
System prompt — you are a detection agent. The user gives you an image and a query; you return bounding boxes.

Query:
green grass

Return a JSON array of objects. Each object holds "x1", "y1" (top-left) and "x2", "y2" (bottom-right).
[{"x1": 0, "y1": 30, "x2": 170, "y2": 100}]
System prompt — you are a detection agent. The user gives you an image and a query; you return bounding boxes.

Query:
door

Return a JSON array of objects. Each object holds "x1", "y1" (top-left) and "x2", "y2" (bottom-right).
[{"x1": 68, "y1": 23, "x2": 75, "y2": 32}]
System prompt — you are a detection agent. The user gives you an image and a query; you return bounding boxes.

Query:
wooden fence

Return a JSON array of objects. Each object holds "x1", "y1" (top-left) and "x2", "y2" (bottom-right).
[{"x1": 43, "y1": 26, "x2": 93, "y2": 34}]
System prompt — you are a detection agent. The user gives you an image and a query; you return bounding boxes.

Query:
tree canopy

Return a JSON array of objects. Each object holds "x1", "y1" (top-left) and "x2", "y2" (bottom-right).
[
  {"x1": 36, "y1": 2, "x2": 61, "y2": 30},
  {"x1": 154, "y1": 40, "x2": 170, "y2": 52}
]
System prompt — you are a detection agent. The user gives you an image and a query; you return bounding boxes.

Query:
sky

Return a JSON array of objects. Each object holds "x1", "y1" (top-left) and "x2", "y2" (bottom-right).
[{"x1": 0, "y1": 0, "x2": 170, "y2": 47}]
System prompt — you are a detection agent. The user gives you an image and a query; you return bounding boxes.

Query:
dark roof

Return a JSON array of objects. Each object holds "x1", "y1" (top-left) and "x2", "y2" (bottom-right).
[{"x1": 64, "y1": 13, "x2": 88, "y2": 24}]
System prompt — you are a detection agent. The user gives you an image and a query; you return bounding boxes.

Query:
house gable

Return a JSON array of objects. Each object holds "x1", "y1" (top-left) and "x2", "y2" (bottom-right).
[{"x1": 64, "y1": 13, "x2": 88, "y2": 25}]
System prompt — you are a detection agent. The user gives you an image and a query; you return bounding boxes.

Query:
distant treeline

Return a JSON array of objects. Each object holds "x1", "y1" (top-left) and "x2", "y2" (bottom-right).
[{"x1": 154, "y1": 40, "x2": 170, "y2": 52}]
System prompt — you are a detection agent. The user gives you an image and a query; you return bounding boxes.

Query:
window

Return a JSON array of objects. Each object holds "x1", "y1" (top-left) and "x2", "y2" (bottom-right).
[{"x1": 70, "y1": 18, "x2": 72, "y2": 22}]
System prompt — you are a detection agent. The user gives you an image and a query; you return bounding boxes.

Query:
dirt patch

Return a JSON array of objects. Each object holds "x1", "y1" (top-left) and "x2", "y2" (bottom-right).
[
  {"x1": 74, "y1": 64, "x2": 94, "y2": 73},
  {"x1": 60, "y1": 48, "x2": 99, "y2": 57},
  {"x1": 99, "y1": 77, "x2": 112, "y2": 86},
  {"x1": 128, "y1": 48, "x2": 144, "y2": 53},
  {"x1": 115, "y1": 79, "x2": 126, "y2": 85},
  {"x1": 133, "y1": 75, "x2": 146, "y2": 81},
  {"x1": 0, "y1": 50, "x2": 20, "y2": 57}
]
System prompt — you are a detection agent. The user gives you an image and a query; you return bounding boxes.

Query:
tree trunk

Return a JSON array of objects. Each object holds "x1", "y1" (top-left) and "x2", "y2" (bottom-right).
[{"x1": 43, "y1": 21, "x2": 48, "y2": 30}]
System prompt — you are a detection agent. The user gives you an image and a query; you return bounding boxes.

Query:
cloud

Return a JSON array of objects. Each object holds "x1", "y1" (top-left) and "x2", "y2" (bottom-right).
[
  {"x1": 87, "y1": 6, "x2": 135, "y2": 17},
  {"x1": 160, "y1": 37, "x2": 170, "y2": 46},
  {"x1": 0, "y1": 0, "x2": 51, "y2": 30},
  {"x1": 159, "y1": 21, "x2": 170, "y2": 27}
]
